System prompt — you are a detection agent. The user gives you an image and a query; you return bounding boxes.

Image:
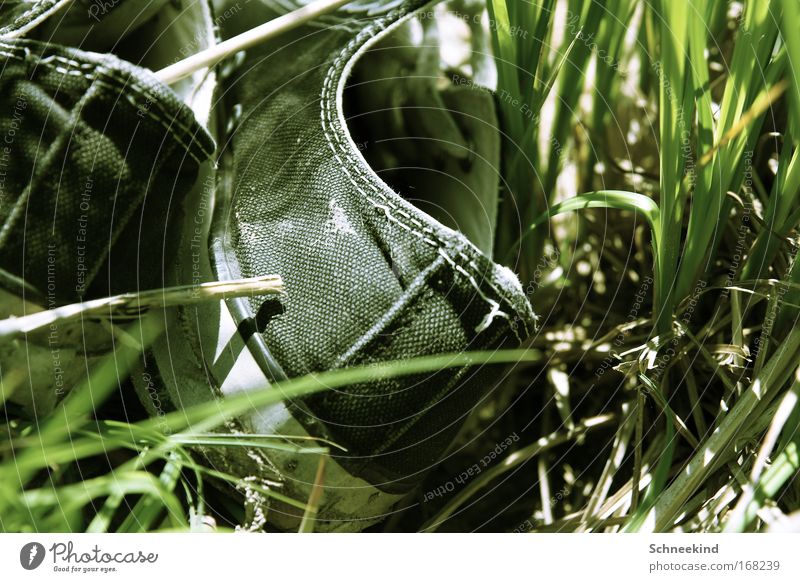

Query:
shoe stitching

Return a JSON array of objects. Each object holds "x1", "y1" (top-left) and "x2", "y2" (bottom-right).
[
  {"x1": 319, "y1": 4, "x2": 531, "y2": 339},
  {"x1": 0, "y1": 43, "x2": 212, "y2": 163},
  {"x1": 41, "y1": 54, "x2": 203, "y2": 143},
  {"x1": 0, "y1": 0, "x2": 73, "y2": 39}
]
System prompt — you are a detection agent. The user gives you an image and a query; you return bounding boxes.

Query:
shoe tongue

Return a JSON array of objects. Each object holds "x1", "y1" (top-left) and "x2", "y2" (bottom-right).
[{"x1": 344, "y1": 21, "x2": 501, "y2": 257}]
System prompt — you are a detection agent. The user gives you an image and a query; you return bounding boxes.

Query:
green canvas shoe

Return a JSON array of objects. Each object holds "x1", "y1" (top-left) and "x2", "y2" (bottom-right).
[
  {"x1": 0, "y1": 0, "x2": 215, "y2": 414},
  {"x1": 133, "y1": 0, "x2": 535, "y2": 531}
]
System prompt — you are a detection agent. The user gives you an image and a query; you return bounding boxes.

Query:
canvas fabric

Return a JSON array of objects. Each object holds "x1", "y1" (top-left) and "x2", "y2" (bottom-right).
[
  {"x1": 0, "y1": 35, "x2": 214, "y2": 304},
  {"x1": 209, "y1": 0, "x2": 536, "y2": 487}
]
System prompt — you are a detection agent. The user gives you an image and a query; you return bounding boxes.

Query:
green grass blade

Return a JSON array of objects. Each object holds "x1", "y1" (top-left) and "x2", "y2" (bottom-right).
[
  {"x1": 508, "y1": 190, "x2": 661, "y2": 264},
  {"x1": 139, "y1": 349, "x2": 545, "y2": 436},
  {"x1": 2, "y1": 314, "x2": 164, "y2": 493},
  {"x1": 677, "y1": 0, "x2": 783, "y2": 299},
  {"x1": 781, "y1": 0, "x2": 800, "y2": 136},
  {"x1": 622, "y1": 374, "x2": 676, "y2": 532}
]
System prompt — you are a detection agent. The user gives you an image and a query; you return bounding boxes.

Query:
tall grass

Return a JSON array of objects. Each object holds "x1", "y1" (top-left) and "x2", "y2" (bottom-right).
[{"x1": 492, "y1": 0, "x2": 800, "y2": 531}]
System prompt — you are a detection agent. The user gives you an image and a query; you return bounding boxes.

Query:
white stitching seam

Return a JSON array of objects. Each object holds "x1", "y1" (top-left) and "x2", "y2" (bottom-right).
[
  {"x1": 318, "y1": 7, "x2": 528, "y2": 339},
  {"x1": 0, "y1": 44, "x2": 211, "y2": 164}
]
